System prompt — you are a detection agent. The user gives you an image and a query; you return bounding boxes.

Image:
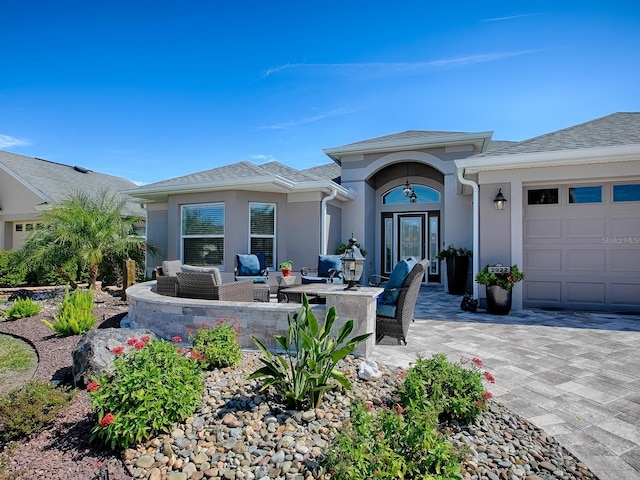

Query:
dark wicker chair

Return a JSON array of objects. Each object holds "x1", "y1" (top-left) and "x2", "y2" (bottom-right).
[
  {"x1": 175, "y1": 272, "x2": 254, "y2": 301},
  {"x1": 373, "y1": 258, "x2": 427, "y2": 345}
]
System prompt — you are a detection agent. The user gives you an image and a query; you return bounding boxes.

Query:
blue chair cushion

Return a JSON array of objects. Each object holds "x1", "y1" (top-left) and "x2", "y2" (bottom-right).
[
  {"x1": 376, "y1": 299, "x2": 397, "y2": 318},
  {"x1": 318, "y1": 255, "x2": 342, "y2": 278},
  {"x1": 381, "y1": 258, "x2": 416, "y2": 305},
  {"x1": 237, "y1": 254, "x2": 261, "y2": 276},
  {"x1": 241, "y1": 275, "x2": 268, "y2": 284}
]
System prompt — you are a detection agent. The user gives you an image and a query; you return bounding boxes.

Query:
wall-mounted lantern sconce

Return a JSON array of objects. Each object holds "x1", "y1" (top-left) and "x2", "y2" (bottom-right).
[{"x1": 494, "y1": 189, "x2": 507, "y2": 210}]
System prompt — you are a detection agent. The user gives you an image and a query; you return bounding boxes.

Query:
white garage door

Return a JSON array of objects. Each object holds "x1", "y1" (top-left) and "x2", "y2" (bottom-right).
[{"x1": 523, "y1": 183, "x2": 640, "y2": 312}]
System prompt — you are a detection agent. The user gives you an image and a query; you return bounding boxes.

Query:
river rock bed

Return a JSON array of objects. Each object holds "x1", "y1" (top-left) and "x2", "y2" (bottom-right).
[{"x1": 122, "y1": 352, "x2": 597, "y2": 480}]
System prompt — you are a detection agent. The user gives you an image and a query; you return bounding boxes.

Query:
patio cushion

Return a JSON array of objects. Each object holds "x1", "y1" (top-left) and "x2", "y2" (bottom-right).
[
  {"x1": 237, "y1": 254, "x2": 261, "y2": 276},
  {"x1": 181, "y1": 264, "x2": 222, "y2": 284},
  {"x1": 381, "y1": 257, "x2": 416, "y2": 305},
  {"x1": 318, "y1": 255, "x2": 342, "y2": 278},
  {"x1": 161, "y1": 260, "x2": 183, "y2": 277},
  {"x1": 376, "y1": 299, "x2": 397, "y2": 318}
]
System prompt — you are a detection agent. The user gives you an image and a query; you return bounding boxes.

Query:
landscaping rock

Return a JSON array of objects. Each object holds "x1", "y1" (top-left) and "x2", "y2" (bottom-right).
[{"x1": 71, "y1": 327, "x2": 156, "y2": 385}]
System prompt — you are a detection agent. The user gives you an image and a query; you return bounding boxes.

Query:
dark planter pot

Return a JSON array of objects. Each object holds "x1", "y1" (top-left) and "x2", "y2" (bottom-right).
[
  {"x1": 446, "y1": 256, "x2": 470, "y2": 295},
  {"x1": 485, "y1": 285, "x2": 512, "y2": 315}
]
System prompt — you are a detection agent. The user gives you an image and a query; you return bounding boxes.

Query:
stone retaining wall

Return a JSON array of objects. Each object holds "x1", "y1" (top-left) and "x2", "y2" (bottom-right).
[{"x1": 125, "y1": 281, "x2": 328, "y2": 351}]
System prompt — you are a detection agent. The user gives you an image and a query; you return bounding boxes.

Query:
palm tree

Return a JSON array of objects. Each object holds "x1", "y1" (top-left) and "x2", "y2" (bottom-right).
[{"x1": 21, "y1": 189, "x2": 154, "y2": 290}]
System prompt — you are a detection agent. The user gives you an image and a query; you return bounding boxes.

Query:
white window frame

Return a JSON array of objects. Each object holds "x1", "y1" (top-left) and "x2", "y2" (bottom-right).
[
  {"x1": 249, "y1": 202, "x2": 276, "y2": 269},
  {"x1": 181, "y1": 203, "x2": 225, "y2": 267}
]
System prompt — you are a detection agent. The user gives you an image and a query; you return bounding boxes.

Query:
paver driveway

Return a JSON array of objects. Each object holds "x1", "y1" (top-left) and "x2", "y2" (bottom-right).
[{"x1": 370, "y1": 286, "x2": 640, "y2": 480}]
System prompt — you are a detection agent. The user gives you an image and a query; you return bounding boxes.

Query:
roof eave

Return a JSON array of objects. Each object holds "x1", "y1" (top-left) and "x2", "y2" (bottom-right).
[
  {"x1": 323, "y1": 132, "x2": 494, "y2": 162},
  {"x1": 456, "y1": 144, "x2": 640, "y2": 174}
]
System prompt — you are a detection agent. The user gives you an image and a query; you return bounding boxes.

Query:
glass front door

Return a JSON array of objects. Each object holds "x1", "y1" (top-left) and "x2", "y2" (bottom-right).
[{"x1": 381, "y1": 212, "x2": 440, "y2": 282}]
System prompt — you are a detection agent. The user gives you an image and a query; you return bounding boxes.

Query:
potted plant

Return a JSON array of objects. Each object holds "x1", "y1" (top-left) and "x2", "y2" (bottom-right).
[
  {"x1": 475, "y1": 264, "x2": 525, "y2": 315},
  {"x1": 279, "y1": 260, "x2": 293, "y2": 277},
  {"x1": 437, "y1": 245, "x2": 472, "y2": 295}
]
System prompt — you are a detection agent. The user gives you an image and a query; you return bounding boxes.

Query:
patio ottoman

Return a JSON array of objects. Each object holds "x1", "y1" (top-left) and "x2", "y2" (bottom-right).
[{"x1": 253, "y1": 283, "x2": 271, "y2": 302}]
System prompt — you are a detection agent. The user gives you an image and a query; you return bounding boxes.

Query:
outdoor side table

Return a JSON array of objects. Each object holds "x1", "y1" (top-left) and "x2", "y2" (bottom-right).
[{"x1": 276, "y1": 275, "x2": 297, "y2": 302}]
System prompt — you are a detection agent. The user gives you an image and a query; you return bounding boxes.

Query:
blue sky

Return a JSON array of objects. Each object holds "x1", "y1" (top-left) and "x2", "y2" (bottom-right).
[{"x1": 1, "y1": 1, "x2": 639, "y2": 185}]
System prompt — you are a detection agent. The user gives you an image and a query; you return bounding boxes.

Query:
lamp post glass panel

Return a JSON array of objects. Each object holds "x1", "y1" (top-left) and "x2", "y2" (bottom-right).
[{"x1": 341, "y1": 234, "x2": 365, "y2": 289}]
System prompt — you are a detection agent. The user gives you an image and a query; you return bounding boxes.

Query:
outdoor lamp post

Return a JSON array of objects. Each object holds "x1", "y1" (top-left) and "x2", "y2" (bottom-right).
[
  {"x1": 494, "y1": 188, "x2": 507, "y2": 210},
  {"x1": 340, "y1": 233, "x2": 365, "y2": 290}
]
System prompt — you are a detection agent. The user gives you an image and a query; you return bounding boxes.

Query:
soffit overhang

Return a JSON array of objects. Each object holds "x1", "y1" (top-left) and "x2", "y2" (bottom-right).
[
  {"x1": 123, "y1": 176, "x2": 355, "y2": 203},
  {"x1": 323, "y1": 132, "x2": 494, "y2": 164},
  {"x1": 456, "y1": 144, "x2": 640, "y2": 175}
]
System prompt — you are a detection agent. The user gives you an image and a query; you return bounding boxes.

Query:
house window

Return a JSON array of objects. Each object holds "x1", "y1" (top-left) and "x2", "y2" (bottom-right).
[
  {"x1": 249, "y1": 203, "x2": 275, "y2": 268},
  {"x1": 613, "y1": 184, "x2": 640, "y2": 202},
  {"x1": 25, "y1": 223, "x2": 33, "y2": 231},
  {"x1": 382, "y1": 185, "x2": 440, "y2": 204},
  {"x1": 15, "y1": 224, "x2": 23, "y2": 232},
  {"x1": 527, "y1": 188, "x2": 558, "y2": 205},
  {"x1": 181, "y1": 203, "x2": 224, "y2": 266},
  {"x1": 569, "y1": 186, "x2": 602, "y2": 204}
]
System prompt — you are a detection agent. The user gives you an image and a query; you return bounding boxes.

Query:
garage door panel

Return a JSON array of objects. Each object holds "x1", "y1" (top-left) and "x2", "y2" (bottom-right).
[
  {"x1": 525, "y1": 249, "x2": 562, "y2": 270},
  {"x1": 610, "y1": 283, "x2": 640, "y2": 305},
  {"x1": 610, "y1": 250, "x2": 640, "y2": 272},
  {"x1": 566, "y1": 282, "x2": 606, "y2": 304},
  {"x1": 566, "y1": 217, "x2": 606, "y2": 238},
  {"x1": 524, "y1": 218, "x2": 561, "y2": 239},
  {"x1": 566, "y1": 249, "x2": 606, "y2": 271},
  {"x1": 611, "y1": 215, "x2": 640, "y2": 236},
  {"x1": 525, "y1": 281, "x2": 562, "y2": 302}
]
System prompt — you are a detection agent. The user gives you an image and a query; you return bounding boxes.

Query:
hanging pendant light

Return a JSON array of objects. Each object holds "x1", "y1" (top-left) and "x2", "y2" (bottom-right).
[{"x1": 403, "y1": 163, "x2": 412, "y2": 197}]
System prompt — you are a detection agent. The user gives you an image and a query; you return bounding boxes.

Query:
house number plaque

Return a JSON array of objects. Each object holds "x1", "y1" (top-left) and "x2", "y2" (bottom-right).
[{"x1": 488, "y1": 264, "x2": 511, "y2": 274}]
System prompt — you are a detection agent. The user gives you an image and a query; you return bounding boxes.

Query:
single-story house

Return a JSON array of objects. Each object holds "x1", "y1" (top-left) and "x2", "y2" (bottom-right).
[
  {"x1": 126, "y1": 112, "x2": 640, "y2": 313},
  {"x1": 0, "y1": 150, "x2": 144, "y2": 251}
]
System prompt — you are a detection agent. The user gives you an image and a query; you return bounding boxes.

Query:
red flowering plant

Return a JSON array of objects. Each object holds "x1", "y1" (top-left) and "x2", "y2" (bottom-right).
[
  {"x1": 187, "y1": 318, "x2": 242, "y2": 369},
  {"x1": 400, "y1": 353, "x2": 495, "y2": 425},
  {"x1": 87, "y1": 337, "x2": 204, "y2": 450}
]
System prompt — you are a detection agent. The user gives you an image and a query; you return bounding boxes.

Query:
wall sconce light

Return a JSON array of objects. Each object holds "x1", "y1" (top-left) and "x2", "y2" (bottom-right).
[
  {"x1": 340, "y1": 233, "x2": 365, "y2": 289},
  {"x1": 494, "y1": 188, "x2": 507, "y2": 210}
]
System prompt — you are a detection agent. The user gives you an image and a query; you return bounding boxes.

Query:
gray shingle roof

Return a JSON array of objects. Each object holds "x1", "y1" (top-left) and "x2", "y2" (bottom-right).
[
  {"x1": 342, "y1": 130, "x2": 476, "y2": 147},
  {"x1": 139, "y1": 160, "x2": 335, "y2": 190},
  {"x1": 477, "y1": 112, "x2": 640, "y2": 157},
  {"x1": 0, "y1": 150, "x2": 143, "y2": 216},
  {"x1": 301, "y1": 163, "x2": 342, "y2": 182}
]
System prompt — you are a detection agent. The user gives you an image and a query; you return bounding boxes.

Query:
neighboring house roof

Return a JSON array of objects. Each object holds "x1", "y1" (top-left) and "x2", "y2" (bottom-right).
[
  {"x1": 0, "y1": 150, "x2": 143, "y2": 216},
  {"x1": 475, "y1": 112, "x2": 640, "y2": 157},
  {"x1": 125, "y1": 160, "x2": 354, "y2": 202}
]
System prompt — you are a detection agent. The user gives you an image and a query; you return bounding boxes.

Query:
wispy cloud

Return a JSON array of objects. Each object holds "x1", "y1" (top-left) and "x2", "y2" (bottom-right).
[
  {"x1": 482, "y1": 13, "x2": 543, "y2": 22},
  {"x1": 0, "y1": 134, "x2": 29, "y2": 148},
  {"x1": 246, "y1": 154, "x2": 278, "y2": 163},
  {"x1": 263, "y1": 50, "x2": 543, "y2": 78},
  {"x1": 260, "y1": 108, "x2": 359, "y2": 130}
]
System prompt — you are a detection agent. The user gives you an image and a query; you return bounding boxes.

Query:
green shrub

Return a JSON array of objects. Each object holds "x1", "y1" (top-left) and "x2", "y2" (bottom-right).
[
  {"x1": 401, "y1": 354, "x2": 493, "y2": 424},
  {"x1": 0, "y1": 381, "x2": 75, "y2": 444},
  {"x1": 325, "y1": 400, "x2": 462, "y2": 479},
  {"x1": 41, "y1": 287, "x2": 96, "y2": 336},
  {"x1": 5, "y1": 298, "x2": 41, "y2": 320},
  {"x1": 188, "y1": 319, "x2": 242, "y2": 369},
  {"x1": 0, "y1": 251, "x2": 27, "y2": 288},
  {"x1": 88, "y1": 337, "x2": 204, "y2": 450},
  {"x1": 248, "y1": 294, "x2": 372, "y2": 409}
]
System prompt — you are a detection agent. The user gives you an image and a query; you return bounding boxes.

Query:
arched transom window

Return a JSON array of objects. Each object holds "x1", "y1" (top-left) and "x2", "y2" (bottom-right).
[{"x1": 382, "y1": 185, "x2": 441, "y2": 204}]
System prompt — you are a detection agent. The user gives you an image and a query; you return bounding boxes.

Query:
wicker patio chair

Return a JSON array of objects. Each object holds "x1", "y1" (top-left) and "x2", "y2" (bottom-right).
[
  {"x1": 375, "y1": 258, "x2": 427, "y2": 345},
  {"x1": 176, "y1": 272, "x2": 254, "y2": 302}
]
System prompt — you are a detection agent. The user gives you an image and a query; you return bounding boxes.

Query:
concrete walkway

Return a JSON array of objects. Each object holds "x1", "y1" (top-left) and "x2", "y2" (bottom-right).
[{"x1": 370, "y1": 285, "x2": 640, "y2": 480}]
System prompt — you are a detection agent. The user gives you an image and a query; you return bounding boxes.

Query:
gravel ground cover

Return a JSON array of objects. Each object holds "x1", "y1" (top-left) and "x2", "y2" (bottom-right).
[{"x1": 0, "y1": 292, "x2": 599, "y2": 480}]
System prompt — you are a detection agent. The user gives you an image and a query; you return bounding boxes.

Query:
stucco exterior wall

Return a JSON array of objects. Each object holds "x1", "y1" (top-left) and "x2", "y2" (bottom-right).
[
  {"x1": 145, "y1": 204, "x2": 169, "y2": 277},
  {"x1": 149, "y1": 190, "x2": 342, "y2": 277}
]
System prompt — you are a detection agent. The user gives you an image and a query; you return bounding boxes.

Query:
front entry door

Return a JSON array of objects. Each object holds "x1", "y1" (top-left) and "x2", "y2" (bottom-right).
[{"x1": 382, "y1": 212, "x2": 440, "y2": 283}]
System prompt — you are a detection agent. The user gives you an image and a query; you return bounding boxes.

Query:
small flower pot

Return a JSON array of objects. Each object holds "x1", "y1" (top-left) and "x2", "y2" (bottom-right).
[
  {"x1": 485, "y1": 285, "x2": 512, "y2": 315},
  {"x1": 281, "y1": 269, "x2": 291, "y2": 277}
]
